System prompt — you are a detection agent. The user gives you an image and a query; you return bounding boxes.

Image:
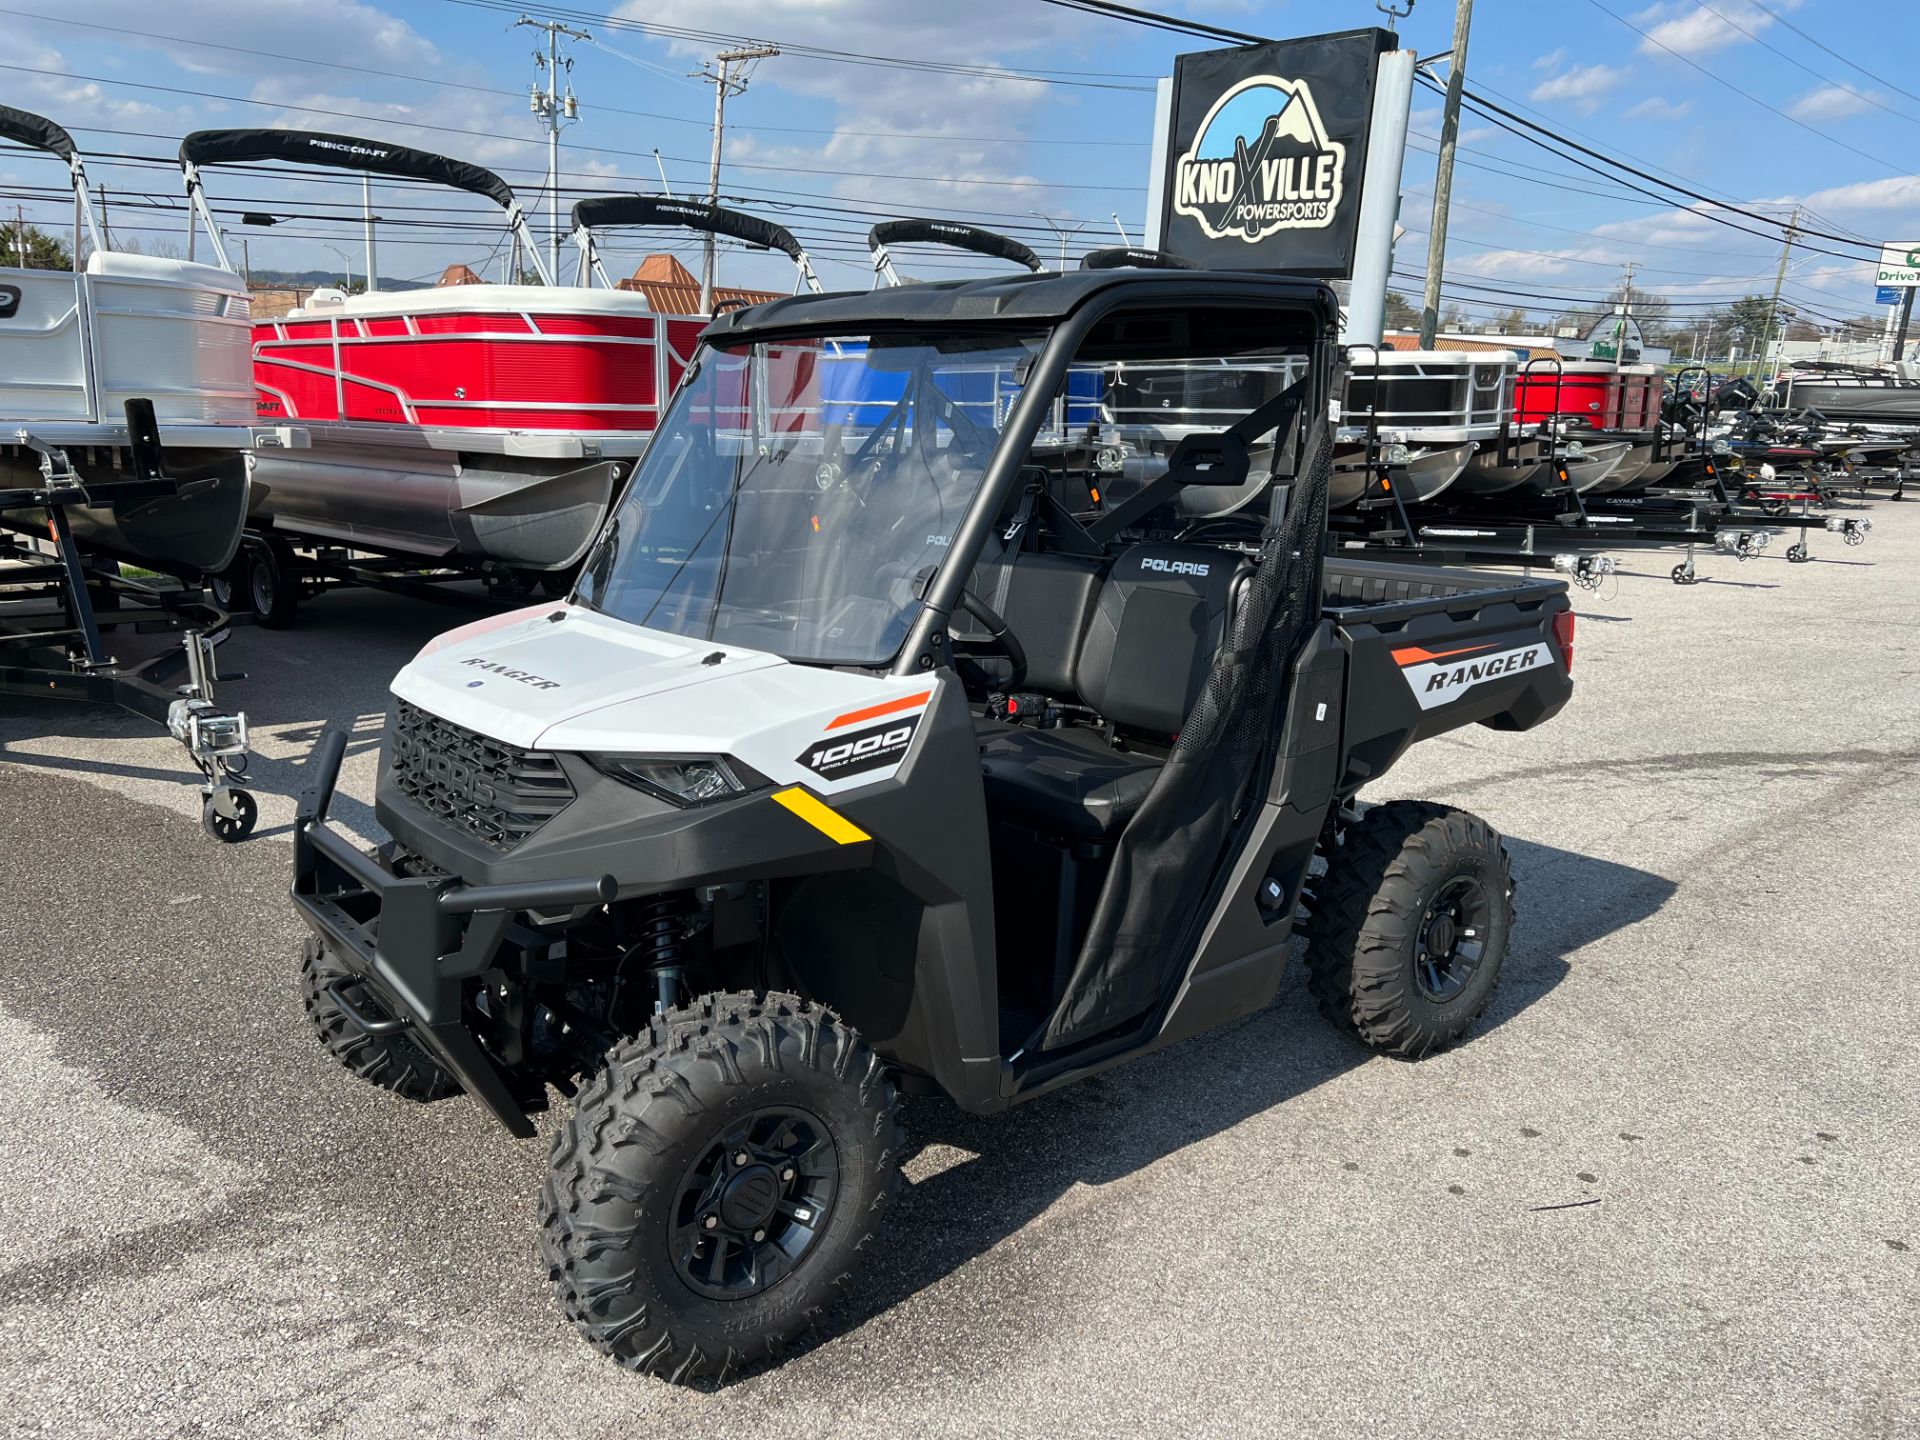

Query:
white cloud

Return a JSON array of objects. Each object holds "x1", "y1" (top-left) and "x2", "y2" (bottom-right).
[
  {"x1": 1623, "y1": 96, "x2": 1694, "y2": 122},
  {"x1": 611, "y1": 0, "x2": 1125, "y2": 281},
  {"x1": 1527, "y1": 63, "x2": 1627, "y2": 115},
  {"x1": 1533, "y1": 48, "x2": 1568, "y2": 73},
  {"x1": 1448, "y1": 248, "x2": 1580, "y2": 280},
  {"x1": 1787, "y1": 85, "x2": 1878, "y2": 122},
  {"x1": 1631, "y1": 0, "x2": 1793, "y2": 58},
  {"x1": 1778, "y1": 174, "x2": 1920, "y2": 213}
]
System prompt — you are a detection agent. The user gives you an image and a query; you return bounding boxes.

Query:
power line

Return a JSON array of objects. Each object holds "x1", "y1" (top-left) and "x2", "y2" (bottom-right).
[
  {"x1": 1580, "y1": 0, "x2": 1906, "y2": 176},
  {"x1": 445, "y1": 0, "x2": 1162, "y2": 91},
  {"x1": 1028, "y1": 0, "x2": 1887, "y2": 266},
  {"x1": 0, "y1": 6, "x2": 1146, "y2": 150},
  {"x1": 1439, "y1": 81, "x2": 1883, "y2": 260},
  {"x1": 0, "y1": 61, "x2": 1142, "y2": 195},
  {"x1": 1688, "y1": 0, "x2": 1920, "y2": 131},
  {"x1": 1739, "y1": 0, "x2": 1920, "y2": 109}
]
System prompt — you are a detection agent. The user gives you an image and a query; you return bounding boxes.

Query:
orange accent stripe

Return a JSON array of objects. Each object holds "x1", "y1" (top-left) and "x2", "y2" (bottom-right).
[
  {"x1": 827, "y1": 689, "x2": 932, "y2": 730},
  {"x1": 1390, "y1": 643, "x2": 1491, "y2": 667}
]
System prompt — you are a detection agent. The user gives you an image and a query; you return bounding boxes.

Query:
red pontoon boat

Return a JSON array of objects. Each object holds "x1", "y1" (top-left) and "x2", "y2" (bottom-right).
[
  {"x1": 1512, "y1": 359, "x2": 1676, "y2": 493},
  {"x1": 180, "y1": 132, "x2": 819, "y2": 587}
]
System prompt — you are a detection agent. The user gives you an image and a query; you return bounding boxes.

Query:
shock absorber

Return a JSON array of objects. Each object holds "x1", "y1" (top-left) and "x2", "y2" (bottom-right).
[{"x1": 636, "y1": 894, "x2": 689, "y2": 1014}]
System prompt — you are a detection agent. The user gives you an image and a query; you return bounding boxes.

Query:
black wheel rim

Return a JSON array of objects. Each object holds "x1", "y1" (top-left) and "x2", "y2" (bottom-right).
[
  {"x1": 670, "y1": 1106, "x2": 838, "y2": 1302},
  {"x1": 1415, "y1": 874, "x2": 1493, "y2": 1003},
  {"x1": 251, "y1": 563, "x2": 275, "y2": 615}
]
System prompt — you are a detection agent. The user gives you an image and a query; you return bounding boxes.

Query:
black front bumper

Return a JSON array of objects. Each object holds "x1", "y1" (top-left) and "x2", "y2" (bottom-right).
[{"x1": 291, "y1": 729, "x2": 614, "y2": 1137}]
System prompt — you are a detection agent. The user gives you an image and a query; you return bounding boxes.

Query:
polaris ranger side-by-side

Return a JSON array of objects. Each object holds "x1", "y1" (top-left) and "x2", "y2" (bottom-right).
[{"x1": 292, "y1": 270, "x2": 1575, "y2": 1381}]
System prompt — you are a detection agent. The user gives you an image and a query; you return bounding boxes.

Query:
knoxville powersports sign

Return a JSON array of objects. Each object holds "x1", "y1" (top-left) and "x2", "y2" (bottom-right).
[{"x1": 1157, "y1": 28, "x2": 1392, "y2": 277}]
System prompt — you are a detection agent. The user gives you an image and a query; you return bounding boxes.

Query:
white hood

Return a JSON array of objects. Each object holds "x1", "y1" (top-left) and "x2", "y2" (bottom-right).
[
  {"x1": 394, "y1": 604, "x2": 783, "y2": 749},
  {"x1": 391, "y1": 603, "x2": 944, "y2": 795}
]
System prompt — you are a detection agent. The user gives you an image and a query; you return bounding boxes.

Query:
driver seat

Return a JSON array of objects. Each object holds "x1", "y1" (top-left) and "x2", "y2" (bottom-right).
[{"x1": 978, "y1": 543, "x2": 1246, "y2": 840}]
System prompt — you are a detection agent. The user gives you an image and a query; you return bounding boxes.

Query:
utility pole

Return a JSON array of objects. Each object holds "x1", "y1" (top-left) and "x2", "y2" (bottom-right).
[
  {"x1": 1029, "y1": 211, "x2": 1092, "y2": 270},
  {"x1": 1760, "y1": 204, "x2": 1799, "y2": 379},
  {"x1": 696, "y1": 43, "x2": 779, "y2": 313},
  {"x1": 1614, "y1": 260, "x2": 1636, "y2": 358},
  {"x1": 361, "y1": 173, "x2": 379, "y2": 294},
  {"x1": 13, "y1": 204, "x2": 24, "y2": 266},
  {"x1": 518, "y1": 14, "x2": 590, "y2": 283},
  {"x1": 1419, "y1": 0, "x2": 1473, "y2": 349}
]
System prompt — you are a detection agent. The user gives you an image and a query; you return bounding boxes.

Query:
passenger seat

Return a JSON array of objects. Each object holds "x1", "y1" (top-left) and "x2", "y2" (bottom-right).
[{"x1": 978, "y1": 543, "x2": 1248, "y2": 840}]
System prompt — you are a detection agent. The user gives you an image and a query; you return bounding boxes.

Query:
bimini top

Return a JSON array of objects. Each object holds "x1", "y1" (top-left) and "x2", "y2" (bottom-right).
[
  {"x1": 570, "y1": 196, "x2": 806, "y2": 265},
  {"x1": 704, "y1": 267, "x2": 1338, "y2": 342},
  {"x1": 179, "y1": 129, "x2": 518, "y2": 212},
  {"x1": 0, "y1": 103, "x2": 79, "y2": 161}
]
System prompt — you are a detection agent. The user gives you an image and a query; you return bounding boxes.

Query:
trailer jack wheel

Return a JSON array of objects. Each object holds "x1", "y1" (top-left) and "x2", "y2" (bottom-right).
[
  {"x1": 201, "y1": 785, "x2": 258, "y2": 842},
  {"x1": 1786, "y1": 544, "x2": 1808, "y2": 564},
  {"x1": 1670, "y1": 563, "x2": 1697, "y2": 586}
]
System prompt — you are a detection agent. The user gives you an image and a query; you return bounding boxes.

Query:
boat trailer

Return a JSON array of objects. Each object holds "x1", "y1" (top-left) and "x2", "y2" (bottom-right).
[{"x1": 0, "y1": 402, "x2": 257, "y2": 841}]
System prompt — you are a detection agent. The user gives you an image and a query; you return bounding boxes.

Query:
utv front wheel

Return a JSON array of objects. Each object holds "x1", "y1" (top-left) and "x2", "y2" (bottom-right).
[
  {"x1": 1305, "y1": 801, "x2": 1513, "y2": 1058},
  {"x1": 298, "y1": 936, "x2": 458, "y2": 1101},
  {"x1": 542, "y1": 991, "x2": 901, "y2": 1383}
]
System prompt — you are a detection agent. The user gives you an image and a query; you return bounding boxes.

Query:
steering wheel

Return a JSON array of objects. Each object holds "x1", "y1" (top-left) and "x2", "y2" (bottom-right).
[{"x1": 948, "y1": 588, "x2": 1028, "y2": 696}]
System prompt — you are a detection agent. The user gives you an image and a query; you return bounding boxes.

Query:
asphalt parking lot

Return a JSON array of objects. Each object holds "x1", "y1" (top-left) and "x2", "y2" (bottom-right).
[{"x1": 2, "y1": 503, "x2": 1916, "y2": 1439}]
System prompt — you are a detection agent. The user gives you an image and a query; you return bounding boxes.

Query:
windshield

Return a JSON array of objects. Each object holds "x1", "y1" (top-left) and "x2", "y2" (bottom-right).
[{"x1": 575, "y1": 330, "x2": 1043, "y2": 665}]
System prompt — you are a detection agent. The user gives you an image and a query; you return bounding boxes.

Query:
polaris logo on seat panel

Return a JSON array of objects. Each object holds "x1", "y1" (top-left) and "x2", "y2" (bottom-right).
[
  {"x1": 1395, "y1": 642, "x2": 1549, "y2": 711},
  {"x1": 798, "y1": 714, "x2": 921, "y2": 781},
  {"x1": 461, "y1": 657, "x2": 561, "y2": 690},
  {"x1": 1140, "y1": 557, "x2": 1210, "y2": 577}
]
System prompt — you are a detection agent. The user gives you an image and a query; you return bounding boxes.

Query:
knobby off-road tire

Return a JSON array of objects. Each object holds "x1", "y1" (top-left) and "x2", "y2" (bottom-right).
[
  {"x1": 541, "y1": 991, "x2": 902, "y2": 1384},
  {"x1": 298, "y1": 935, "x2": 458, "y2": 1101},
  {"x1": 1305, "y1": 801, "x2": 1514, "y2": 1059}
]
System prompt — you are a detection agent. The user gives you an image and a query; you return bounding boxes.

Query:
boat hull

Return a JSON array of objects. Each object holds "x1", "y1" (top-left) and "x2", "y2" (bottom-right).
[
  {"x1": 1330, "y1": 440, "x2": 1474, "y2": 510},
  {"x1": 247, "y1": 438, "x2": 629, "y2": 571},
  {"x1": 0, "y1": 441, "x2": 251, "y2": 576},
  {"x1": 1785, "y1": 383, "x2": 1920, "y2": 426},
  {"x1": 1456, "y1": 434, "x2": 1552, "y2": 496}
]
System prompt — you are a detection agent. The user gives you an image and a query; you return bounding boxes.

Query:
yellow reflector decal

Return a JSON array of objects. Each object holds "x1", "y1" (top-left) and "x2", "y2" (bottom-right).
[{"x1": 771, "y1": 787, "x2": 870, "y2": 845}]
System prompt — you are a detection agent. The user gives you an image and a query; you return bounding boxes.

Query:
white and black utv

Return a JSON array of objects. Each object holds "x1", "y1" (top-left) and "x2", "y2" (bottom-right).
[{"x1": 293, "y1": 269, "x2": 1576, "y2": 1381}]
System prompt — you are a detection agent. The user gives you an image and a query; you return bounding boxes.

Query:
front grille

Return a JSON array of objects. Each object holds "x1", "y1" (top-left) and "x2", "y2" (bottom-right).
[{"x1": 389, "y1": 699, "x2": 575, "y2": 851}]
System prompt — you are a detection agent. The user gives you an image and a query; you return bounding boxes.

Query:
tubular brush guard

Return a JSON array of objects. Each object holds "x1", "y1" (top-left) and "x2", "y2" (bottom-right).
[{"x1": 290, "y1": 728, "x2": 615, "y2": 1136}]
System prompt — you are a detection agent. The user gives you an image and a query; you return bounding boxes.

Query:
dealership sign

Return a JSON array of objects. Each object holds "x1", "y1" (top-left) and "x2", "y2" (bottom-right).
[
  {"x1": 1877, "y1": 241, "x2": 1920, "y2": 289},
  {"x1": 1157, "y1": 29, "x2": 1392, "y2": 277}
]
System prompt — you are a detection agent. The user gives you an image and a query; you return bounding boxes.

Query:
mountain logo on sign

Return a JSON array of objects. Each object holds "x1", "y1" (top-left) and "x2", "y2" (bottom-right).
[{"x1": 1173, "y1": 75, "x2": 1347, "y2": 243}]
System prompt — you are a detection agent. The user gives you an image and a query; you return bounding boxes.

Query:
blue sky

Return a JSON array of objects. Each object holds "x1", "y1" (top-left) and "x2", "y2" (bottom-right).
[{"x1": 3, "y1": 0, "x2": 1915, "y2": 330}]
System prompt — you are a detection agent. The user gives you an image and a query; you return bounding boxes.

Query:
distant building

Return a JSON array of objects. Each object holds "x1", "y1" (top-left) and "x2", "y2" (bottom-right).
[
  {"x1": 435, "y1": 264, "x2": 487, "y2": 286},
  {"x1": 1381, "y1": 331, "x2": 1518, "y2": 355},
  {"x1": 615, "y1": 254, "x2": 784, "y2": 314}
]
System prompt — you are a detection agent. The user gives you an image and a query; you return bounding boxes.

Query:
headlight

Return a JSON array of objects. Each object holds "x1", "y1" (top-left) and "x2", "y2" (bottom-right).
[{"x1": 586, "y1": 754, "x2": 768, "y2": 807}]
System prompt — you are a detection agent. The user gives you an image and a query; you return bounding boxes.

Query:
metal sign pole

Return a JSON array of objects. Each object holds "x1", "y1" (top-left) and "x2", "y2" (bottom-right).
[
  {"x1": 1896, "y1": 287, "x2": 1916, "y2": 364},
  {"x1": 1343, "y1": 48, "x2": 1415, "y2": 347}
]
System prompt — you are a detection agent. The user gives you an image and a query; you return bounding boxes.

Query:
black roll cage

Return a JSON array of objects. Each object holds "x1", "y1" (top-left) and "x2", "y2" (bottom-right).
[{"x1": 859, "y1": 280, "x2": 1339, "y2": 678}]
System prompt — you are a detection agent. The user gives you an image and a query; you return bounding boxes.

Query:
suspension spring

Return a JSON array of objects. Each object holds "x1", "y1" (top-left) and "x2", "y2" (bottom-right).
[{"x1": 637, "y1": 894, "x2": 689, "y2": 1014}]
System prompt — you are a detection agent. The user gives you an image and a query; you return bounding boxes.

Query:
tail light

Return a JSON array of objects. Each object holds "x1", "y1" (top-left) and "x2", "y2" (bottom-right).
[{"x1": 1550, "y1": 609, "x2": 1575, "y2": 674}]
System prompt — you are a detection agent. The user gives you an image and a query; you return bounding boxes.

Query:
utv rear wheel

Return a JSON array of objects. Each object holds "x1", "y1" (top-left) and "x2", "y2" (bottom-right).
[
  {"x1": 1305, "y1": 801, "x2": 1513, "y2": 1059},
  {"x1": 298, "y1": 935, "x2": 458, "y2": 1101},
  {"x1": 541, "y1": 991, "x2": 901, "y2": 1384}
]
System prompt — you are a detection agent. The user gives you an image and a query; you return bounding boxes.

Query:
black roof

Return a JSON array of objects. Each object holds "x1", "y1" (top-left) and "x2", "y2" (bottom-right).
[{"x1": 704, "y1": 268, "x2": 1337, "y2": 342}]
